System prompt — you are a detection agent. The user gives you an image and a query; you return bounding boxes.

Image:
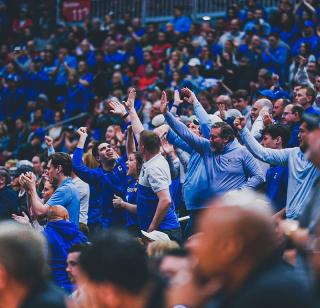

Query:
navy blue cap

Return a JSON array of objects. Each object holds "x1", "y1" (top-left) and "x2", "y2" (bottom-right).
[
  {"x1": 304, "y1": 20, "x2": 314, "y2": 28},
  {"x1": 274, "y1": 89, "x2": 291, "y2": 100},
  {"x1": 258, "y1": 89, "x2": 276, "y2": 100}
]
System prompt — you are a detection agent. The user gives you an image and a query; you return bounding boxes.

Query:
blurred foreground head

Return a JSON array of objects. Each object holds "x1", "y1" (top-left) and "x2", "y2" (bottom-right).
[
  {"x1": 79, "y1": 229, "x2": 151, "y2": 308},
  {"x1": 188, "y1": 190, "x2": 277, "y2": 287},
  {"x1": 0, "y1": 222, "x2": 47, "y2": 303}
]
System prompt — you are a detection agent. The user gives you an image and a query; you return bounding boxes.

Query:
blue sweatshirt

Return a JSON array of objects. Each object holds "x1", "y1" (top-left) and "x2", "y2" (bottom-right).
[
  {"x1": 72, "y1": 148, "x2": 128, "y2": 229},
  {"x1": 43, "y1": 220, "x2": 87, "y2": 294},
  {"x1": 167, "y1": 129, "x2": 209, "y2": 210},
  {"x1": 239, "y1": 127, "x2": 320, "y2": 219},
  {"x1": 165, "y1": 112, "x2": 264, "y2": 201},
  {"x1": 265, "y1": 165, "x2": 288, "y2": 212},
  {"x1": 166, "y1": 99, "x2": 215, "y2": 211}
]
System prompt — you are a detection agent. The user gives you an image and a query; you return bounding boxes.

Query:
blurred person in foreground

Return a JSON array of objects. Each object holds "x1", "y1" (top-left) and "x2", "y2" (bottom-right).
[
  {"x1": 77, "y1": 229, "x2": 165, "y2": 308},
  {"x1": 0, "y1": 221, "x2": 66, "y2": 308},
  {"x1": 66, "y1": 243, "x2": 89, "y2": 301},
  {"x1": 168, "y1": 190, "x2": 313, "y2": 308}
]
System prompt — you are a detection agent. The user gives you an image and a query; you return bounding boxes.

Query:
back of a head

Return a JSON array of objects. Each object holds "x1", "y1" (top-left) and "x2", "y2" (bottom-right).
[
  {"x1": 48, "y1": 152, "x2": 72, "y2": 176},
  {"x1": 256, "y1": 98, "x2": 273, "y2": 113},
  {"x1": 0, "y1": 222, "x2": 46, "y2": 288},
  {"x1": 217, "y1": 190, "x2": 277, "y2": 262},
  {"x1": 79, "y1": 229, "x2": 149, "y2": 294},
  {"x1": 140, "y1": 130, "x2": 161, "y2": 154}
]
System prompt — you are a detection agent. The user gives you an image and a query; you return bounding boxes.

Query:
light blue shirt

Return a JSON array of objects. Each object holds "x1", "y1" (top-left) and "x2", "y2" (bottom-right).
[
  {"x1": 239, "y1": 127, "x2": 320, "y2": 219},
  {"x1": 165, "y1": 112, "x2": 264, "y2": 202},
  {"x1": 47, "y1": 177, "x2": 80, "y2": 227}
]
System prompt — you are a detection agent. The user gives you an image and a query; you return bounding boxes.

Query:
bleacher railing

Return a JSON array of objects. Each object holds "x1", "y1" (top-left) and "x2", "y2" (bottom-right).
[{"x1": 57, "y1": 0, "x2": 279, "y2": 25}]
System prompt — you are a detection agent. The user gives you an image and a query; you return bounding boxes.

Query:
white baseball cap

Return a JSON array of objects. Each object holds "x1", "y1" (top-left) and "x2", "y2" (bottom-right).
[
  {"x1": 141, "y1": 230, "x2": 170, "y2": 242},
  {"x1": 188, "y1": 58, "x2": 201, "y2": 66}
]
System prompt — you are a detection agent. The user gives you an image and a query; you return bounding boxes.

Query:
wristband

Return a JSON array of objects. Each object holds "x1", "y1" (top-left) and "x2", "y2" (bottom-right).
[{"x1": 122, "y1": 111, "x2": 129, "y2": 119}]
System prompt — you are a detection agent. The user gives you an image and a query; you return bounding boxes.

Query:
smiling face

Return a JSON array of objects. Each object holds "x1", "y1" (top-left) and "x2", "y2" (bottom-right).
[
  {"x1": 42, "y1": 180, "x2": 55, "y2": 203},
  {"x1": 97, "y1": 142, "x2": 115, "y2": 164},
  {"x1": 298, "y1": 122, "x2": 310, "y2": 151},
  {"x1": 210, "y1": 127, "x2": 225, "y2": 152},
  {"x1": 127, "y1": 153, "x2": 137, "y2": 177},
  {"x1": 105, "y1": 126, "x2": 116, "y2": 142}
]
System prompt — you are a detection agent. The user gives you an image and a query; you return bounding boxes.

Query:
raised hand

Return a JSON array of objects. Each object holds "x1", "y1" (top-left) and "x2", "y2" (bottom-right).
[
  {"x1": 181, "y1": 88, "x2": 197, "y2": 104},
  {"x1": 125, "y1": 88, "x2": 136, "y2": 111},
  {"x1": 218, "y1": 103, "x2": 226, "y2": 120},
  {"x1": 108, "y1": 99, "x2": 127, "y2": 117},
  {"x1": 20, "y1": 172, "x2": 37, "y2": 192},
  {"x1": 160, "y1": 91, "x2": 168, "y2": 114},
  {"x1": 174, "y1": 90, "x2": 183, "y2": 105},
  {"x1": 263, "y1": 113, "x2": 273, "y2": 127},
  {"x1": 161, "y1": 138, "x2": 174, "y2": 156},
  {"x1": 12, "y1": 212, "x2": 30, "y2": 225},
  {"x1": 45, "y1": 136, "x2": 53, "y2": 148},
  {"x1": 76, "y1": 127, "x2": 88, "y2": 149},
  {"x1": 153, "y1": 124, "x2": 170, "y2": 138},
  {"x1": 77, "y1": 127, "x2": 88, "y2": 139},
  {"x1": 234, "y1": 116, "x2": 246, "y2": 131}
]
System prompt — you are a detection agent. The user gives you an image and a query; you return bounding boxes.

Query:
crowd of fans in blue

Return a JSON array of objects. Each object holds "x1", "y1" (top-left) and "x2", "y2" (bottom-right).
[{"x1": 0, "y1": 0, "x2": 320, "y2": 307}]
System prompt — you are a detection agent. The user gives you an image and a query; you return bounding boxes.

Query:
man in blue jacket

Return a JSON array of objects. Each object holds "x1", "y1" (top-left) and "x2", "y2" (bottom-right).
[
  {"x1": 160, "y1": 91, "x2": 264, "y2": 198},
  {"x1": 72, "y1": 127, "x2": 128, "y2": 230}
]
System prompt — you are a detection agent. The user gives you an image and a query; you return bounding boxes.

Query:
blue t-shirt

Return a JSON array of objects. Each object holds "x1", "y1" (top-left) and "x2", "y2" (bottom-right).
[
  {"x1": 47, "y1": 178, "x2": 80, "y2": 227},
  {"x1": 125, "y1": 178, "x2": 138, "y2": 227}
]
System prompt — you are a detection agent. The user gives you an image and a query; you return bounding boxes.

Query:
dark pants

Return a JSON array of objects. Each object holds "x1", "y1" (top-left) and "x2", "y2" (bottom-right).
[
  {"x1": 162, "y1": 227, "x2": 182, "y2": 244},
  {"x1": 184, "y1": 209, "x2": 203, "y2": 240},
  {"x1": 87, "y1": 222, "x2": 103, "y2": 240}
]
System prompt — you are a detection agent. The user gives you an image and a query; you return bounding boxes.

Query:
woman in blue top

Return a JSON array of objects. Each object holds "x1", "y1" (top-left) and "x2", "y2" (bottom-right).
[{"x1": 112, "y1": 151, "x2": 143, "y2": 237}]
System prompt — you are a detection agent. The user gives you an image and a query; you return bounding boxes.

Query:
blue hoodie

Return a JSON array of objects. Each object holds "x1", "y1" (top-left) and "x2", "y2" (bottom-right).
[
  {"x1": 72, "y1": 148, "x2": 128, "y2": 229},
  {"x1": 43, "y1": 220, "x2": 87, "y2": 294},
  {"x1": 165, "y1": 112, "x2": 264, "y2": 202}
]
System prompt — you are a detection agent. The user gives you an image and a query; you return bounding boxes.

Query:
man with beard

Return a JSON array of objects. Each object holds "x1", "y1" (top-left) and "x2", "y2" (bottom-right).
[{"x1": 160, "y1": 90, "x2": 264, "y2": 197}]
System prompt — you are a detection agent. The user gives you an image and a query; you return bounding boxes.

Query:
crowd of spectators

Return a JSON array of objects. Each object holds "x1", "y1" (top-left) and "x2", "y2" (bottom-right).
[{"x1": 0, "y1": 0, "x2": 320, "y2": 307}]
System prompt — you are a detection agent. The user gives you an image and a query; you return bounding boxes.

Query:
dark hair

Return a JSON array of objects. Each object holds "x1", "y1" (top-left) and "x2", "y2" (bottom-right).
[
  {"x1": 300, "y1": 86, "x2": 316, "y2": 102},
  {"x1": 69, "y1": 243, "x2": 89, "y2": 254},
  {"x1": 261, "y1": 124, "x2": 290, "y2": 148},
  {"x1": 268, "y1": 32, "x2": 280, "y2": 40},
  {"x1": 162, "y1": 247, "x2": 189, "y2": 258},
  {"x1": 92, "y1": 140, "x2": 104, "y2": 159},
  {"x1": 140, "y1": 130, "x2": 161, "y2": 154},
  {"x1": 211, "y1": 122, "x2": 235, "y2": 142},
  {"x1": 233, "y1": 89, "x2": 249, "y2": 101},
  {"x1": 79, "y1": 229, "x2": 149, "y2": 294},
  {"x1": 50, "y1": 178, "x2": 59, "y2": 191},
  {"x1": 0, "y1": 169, "x2": 11, "y2": 185},
  {"x1": 48, "y1": 152, "x2": 72, "y2": 176},
  {"x1": 133, "y1": 151, "x2": 143, "y2": 176},
  {"x1": 292, "y1": 105, "x2": 304, "y2": 119}
]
